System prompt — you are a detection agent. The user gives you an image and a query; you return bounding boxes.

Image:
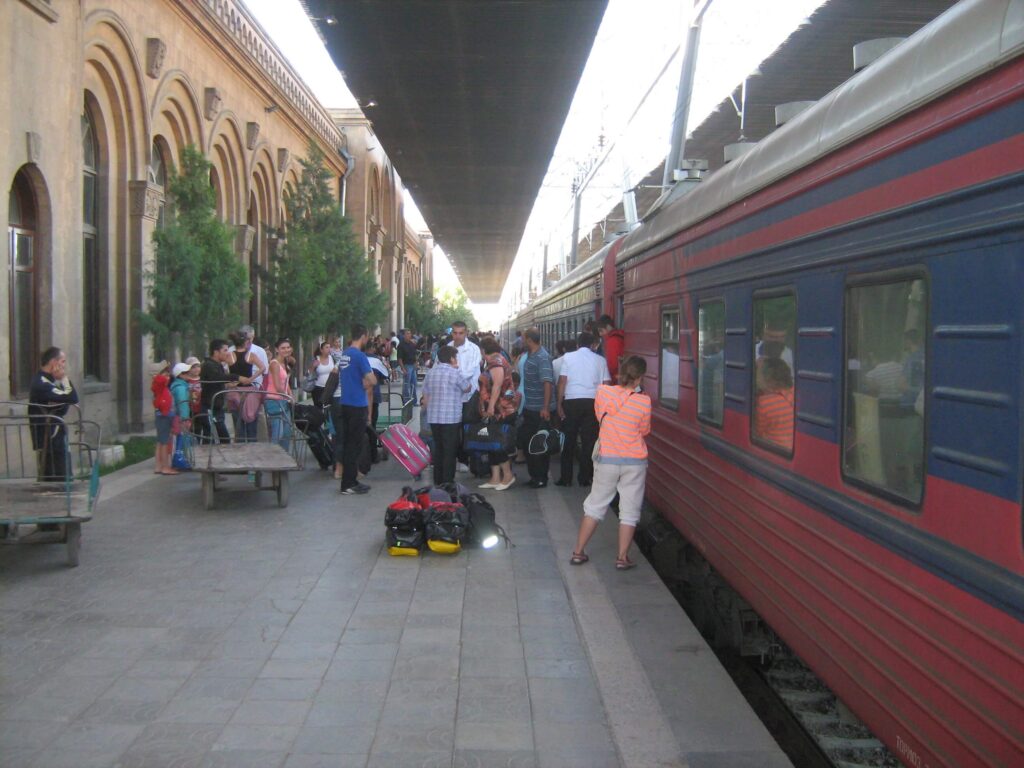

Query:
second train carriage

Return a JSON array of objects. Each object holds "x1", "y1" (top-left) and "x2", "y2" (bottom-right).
[{"x1": 506, "y1": 1, "x2": 1024, "y2": 764}]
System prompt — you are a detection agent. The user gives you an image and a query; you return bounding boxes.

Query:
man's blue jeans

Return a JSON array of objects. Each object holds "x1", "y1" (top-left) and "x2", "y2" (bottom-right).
[{"x1": 403, "y1": 364, "x2": 417, "y2": 403}]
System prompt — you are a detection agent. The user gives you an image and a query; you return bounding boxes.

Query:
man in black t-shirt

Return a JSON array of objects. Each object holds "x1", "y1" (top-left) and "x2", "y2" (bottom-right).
[
  {"x1": 29, "y1": 347, "x2": 80, "y2": 481},
  {"x1": 398, "y1": 328, "x2": 420, "y2": 404},
  {"x1": 198, "y1": 339, "x2": 239, "y2": 444}
]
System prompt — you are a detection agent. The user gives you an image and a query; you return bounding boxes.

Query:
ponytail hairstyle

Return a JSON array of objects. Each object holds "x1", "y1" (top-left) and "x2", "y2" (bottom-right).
[{"x1": 617, "y1": 355, "x2": 647, "y2": 387}]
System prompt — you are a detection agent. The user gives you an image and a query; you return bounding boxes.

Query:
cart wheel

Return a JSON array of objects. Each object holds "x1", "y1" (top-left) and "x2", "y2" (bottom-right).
[
  {"x1": 202, "y1": 473, "x2": 215, "y2": 510},
  {"x1": 276, "y1": 472, "x2": 289, "y2": 508},
  {"x1": 66, "y1": 523, "x2": 81, "y2": 567}
]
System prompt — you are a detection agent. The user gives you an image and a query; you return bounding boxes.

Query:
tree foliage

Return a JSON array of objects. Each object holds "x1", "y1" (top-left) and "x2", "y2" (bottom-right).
[
  {"x1": 265, "y1": 142, "x2": 387, "y2": 345},
  {"x1": 402, "y1": 286, "x2": 477, "y2": 336},
  {"x1": 140, "y1": 145, "x2": 248, "y2": 354}
]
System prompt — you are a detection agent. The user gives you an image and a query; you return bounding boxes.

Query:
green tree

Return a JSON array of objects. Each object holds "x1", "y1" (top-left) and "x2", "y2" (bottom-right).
[
  {"x1": 140, "y1": 145, "x2": 248, "y2": 354},
  {"x1": 436, "y1": 287, "x2": 478, "y2": 333},
  {"x1": 265, "y1": 141, "x2": 386, "y2": 346},
  {"x1": 403, "y1": 287, "x2": 440, "y2": 335},
  {"x1": 402, "y1": 286, "x2": 477, "y2": 336}
]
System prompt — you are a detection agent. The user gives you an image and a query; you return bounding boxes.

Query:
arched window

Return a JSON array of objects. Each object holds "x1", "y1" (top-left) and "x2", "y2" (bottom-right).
[
  {"x1": 82, "y1": 110, "x2": 103, "y2": 379},
  {"x1": 8, "y1": 170, "x2": 37, "y2": 396},
  {"x1": 210, "y1": 166, "x2": 223, "y2": 220},
  {"x1": 150, "y1": 138, "x2": 169, "y2": 229}
]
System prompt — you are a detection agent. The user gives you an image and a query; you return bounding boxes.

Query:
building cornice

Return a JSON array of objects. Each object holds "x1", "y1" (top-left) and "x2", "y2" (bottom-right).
[{"x1": 188, "y1": 0, "x2": 344, "y2": 153}]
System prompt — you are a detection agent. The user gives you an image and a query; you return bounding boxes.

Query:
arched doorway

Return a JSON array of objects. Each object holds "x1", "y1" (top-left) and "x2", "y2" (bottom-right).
[{"x1": 8, "y1": 168, "x2": 40, "y2": 396}]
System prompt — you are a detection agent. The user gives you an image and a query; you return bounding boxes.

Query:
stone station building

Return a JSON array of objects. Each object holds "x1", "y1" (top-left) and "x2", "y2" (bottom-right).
[{"x1": 2, "y1": 0, "x2": 428, "y2": 436}]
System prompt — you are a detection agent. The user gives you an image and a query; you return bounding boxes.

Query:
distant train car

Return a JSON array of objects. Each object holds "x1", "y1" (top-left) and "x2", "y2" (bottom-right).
[
  {"x1": 510, "y1": 237, "x2": 628, "y2": 350},
  {"x1": 513, "y1": 1, "x2": 1024, "y2": 764}
]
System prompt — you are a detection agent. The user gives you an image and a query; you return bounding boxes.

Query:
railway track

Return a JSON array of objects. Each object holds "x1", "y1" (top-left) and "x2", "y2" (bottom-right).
[{"x1": 635, "y1": 513, "x2": 904, "y2": 768}]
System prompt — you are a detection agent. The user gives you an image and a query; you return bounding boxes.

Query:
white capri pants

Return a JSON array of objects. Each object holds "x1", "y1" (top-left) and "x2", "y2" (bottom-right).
[{"x1": 582, "y1": 461, "x2": 647, "y2": 527}]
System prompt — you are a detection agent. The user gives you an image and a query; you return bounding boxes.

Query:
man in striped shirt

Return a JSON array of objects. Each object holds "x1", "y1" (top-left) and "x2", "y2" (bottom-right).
[{"x1": 521, "y1": 329, "x2": 555, "y2": 488}]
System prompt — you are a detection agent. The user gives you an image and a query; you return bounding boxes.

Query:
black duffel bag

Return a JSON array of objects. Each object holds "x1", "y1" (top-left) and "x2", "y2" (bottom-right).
[
  {"x1": 423, "y1": 501, "x2": 469, "y2": 554},
  {"x1": 463, "y1": 420, "x2": 514, "y2": 454}
]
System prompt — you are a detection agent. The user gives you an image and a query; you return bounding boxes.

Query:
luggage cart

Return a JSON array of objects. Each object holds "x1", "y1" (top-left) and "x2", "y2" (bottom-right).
[{"x1": 0, "y1": 402, "x2": 101, "y2": 567}]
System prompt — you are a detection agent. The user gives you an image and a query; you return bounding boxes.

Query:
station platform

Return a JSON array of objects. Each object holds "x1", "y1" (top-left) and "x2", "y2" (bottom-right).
[{"x1": 0, "y1": 423, "x2": 792, "y2": 768}]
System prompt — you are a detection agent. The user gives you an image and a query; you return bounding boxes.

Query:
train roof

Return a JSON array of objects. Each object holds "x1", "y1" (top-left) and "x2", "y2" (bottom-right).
[
  {"x1": 618, "y1": 0, "x2": 1024, "y2": 265},
  {"x1": 530, "y1": 243, "x2": 611, "y2": 310}
]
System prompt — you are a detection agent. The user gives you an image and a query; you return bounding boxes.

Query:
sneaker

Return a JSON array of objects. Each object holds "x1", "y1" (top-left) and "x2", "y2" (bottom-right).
[
  {"x1": 456, "y1": 462, "x2": 470, "y2": 473},
  {"x1": 356, "y1": 482, "x2": 371, "y2": 492},
  {"x1": 341, "y1": 484, "x2": 369, "y2": 495},
  {"x1": 526, "y1": 479, "x2": 547, "y2": 489}
]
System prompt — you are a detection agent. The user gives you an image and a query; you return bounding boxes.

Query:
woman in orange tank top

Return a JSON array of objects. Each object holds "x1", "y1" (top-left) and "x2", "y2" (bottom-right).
[{"x1": 570, "y1": 355, "x2": 651, "y2": 570}]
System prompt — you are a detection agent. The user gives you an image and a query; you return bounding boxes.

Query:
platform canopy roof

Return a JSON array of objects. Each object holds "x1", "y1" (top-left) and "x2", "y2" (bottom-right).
[
  {"x1": 304, "y1": 0, "x2": 608, "y2": 302},
  {"x1": 577, "y1": 0, "x2": 959, "y2": 258}
]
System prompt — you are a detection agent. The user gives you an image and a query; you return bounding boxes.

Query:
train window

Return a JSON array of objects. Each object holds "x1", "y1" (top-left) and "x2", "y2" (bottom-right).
[
  {"x1": 697, "y1": 300, "x2": 725, "y2": 426},
  {"x1": 843, "y1": 276, "x2": 927, "y2": 505},
  {"x1": 660, "y1": 307, "x2": 680, "y2": 408},
  {"x1": 752, "y1": 293, "x2": 796, "y2": 455}
]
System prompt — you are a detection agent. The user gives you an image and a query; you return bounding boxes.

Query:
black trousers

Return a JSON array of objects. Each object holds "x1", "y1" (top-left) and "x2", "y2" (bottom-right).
[
  {"x1": 196, "y1": 408, "x2": 230, "y2": 444},
  {"x1": 38, "y1": 429, "x2": 69, "y2": 481},
  {"x1": 560, "y1": 398, "x2": 597, "y2": 484},
  {"x1": 431, "y1": 422, "x2": 461, "y2": 485},
  {"x1": 339, "y1": 405, "x2": 368, "y2": 489},
  {"x1": 522, "y1": 409, "x2": 550, "y2": 483}
]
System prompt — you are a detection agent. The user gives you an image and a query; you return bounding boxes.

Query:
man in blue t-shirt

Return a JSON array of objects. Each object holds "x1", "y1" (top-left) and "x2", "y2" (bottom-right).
[{"x1": 338, "y1": 324, "x2": 376, "y2": 495}]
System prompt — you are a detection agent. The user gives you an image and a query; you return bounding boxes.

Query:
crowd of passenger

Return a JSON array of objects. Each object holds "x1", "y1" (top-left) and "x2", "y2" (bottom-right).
[{"x1": 27, "y1": 313, "x2": 652, "y2": 567}]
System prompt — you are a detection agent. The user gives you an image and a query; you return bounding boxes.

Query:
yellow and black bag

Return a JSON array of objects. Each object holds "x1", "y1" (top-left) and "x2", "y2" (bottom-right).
[
  {"x1": 424, "y1": 501, "x2": 469, "y2": 555},
  {"x1": 385, "y1": 496, "x2": 424, "y2": 557}
]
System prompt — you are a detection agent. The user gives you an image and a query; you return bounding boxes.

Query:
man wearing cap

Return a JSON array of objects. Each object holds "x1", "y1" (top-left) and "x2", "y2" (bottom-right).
[
  {"x1": 29, "y1": 347, "x2": 80, "y2": 481},
  {"x1": 181, "y1": 357, "x2": 202, "y2": 417}
]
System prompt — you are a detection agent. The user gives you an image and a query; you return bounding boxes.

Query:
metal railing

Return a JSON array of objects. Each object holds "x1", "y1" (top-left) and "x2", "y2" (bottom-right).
[{"x1": 0, "y1": 401, "x2": 102, "y2": 517}]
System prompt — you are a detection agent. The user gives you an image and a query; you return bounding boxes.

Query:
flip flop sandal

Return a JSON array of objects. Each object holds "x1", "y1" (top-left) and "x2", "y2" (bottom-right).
[
  {"x1": 615, "y1": 558, "x2": 637, "y2": 571},
  {"x1": 569, "y1": 552, "x2": 589, "y2": 565}
]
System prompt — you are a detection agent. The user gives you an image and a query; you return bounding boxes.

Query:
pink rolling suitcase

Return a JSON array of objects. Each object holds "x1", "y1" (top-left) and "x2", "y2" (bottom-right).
[{"x1": 381, "y1": 423, "x2": 431, "y2": 477}]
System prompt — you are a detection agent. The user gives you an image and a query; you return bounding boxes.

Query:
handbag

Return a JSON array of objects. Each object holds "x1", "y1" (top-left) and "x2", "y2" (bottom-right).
[
  {"x1": 528, "y1": 427, "x2": 563, "y2": 456},
  {"x1": 461, "y1": 391, "x2": 481, "y2": 424},
  {"x1": 317, "y1": 370, "x2": 339, "y2": 406},
  {"x1": 463, "y1": 420, "x2": 513, "y2": 453}
]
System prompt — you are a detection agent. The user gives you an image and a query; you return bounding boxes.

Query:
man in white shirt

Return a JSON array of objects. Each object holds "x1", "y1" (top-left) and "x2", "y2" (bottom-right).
[
  {"x1": 447, "y1": 320, "x2": 482, "y2": 472},
  {"x1": 241, "y1": 324, "x2": 268, "y2": 389},
  {"x1": 447, "y1": 321, "x2": 482, "y2": 403},
  {"x1": 556, "y1": 331, "x2": 611, "y2": 487}
]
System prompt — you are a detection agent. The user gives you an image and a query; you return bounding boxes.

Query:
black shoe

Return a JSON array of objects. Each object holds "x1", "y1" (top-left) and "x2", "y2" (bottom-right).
[
  {"x1": 355, "y1": 482, "x2": 371, "y2": 492},
  {"x1": 554, "y1": 480, "x2": 571, "y2": 487},
  {"x1": 578, "y1": 480, "x2": 591, "y2": 487},
  {"x1": 341, "y1": 484, "x2": 369, "y2": 495},
  {"x1": 527, "y1": 479, "x2": 548, "y2": 489}
]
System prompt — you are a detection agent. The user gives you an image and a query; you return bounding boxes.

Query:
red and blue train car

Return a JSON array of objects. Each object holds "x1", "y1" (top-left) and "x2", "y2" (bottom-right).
[{"x1": 516, "y1": 1, "x2": 1023, "y2": 764}]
